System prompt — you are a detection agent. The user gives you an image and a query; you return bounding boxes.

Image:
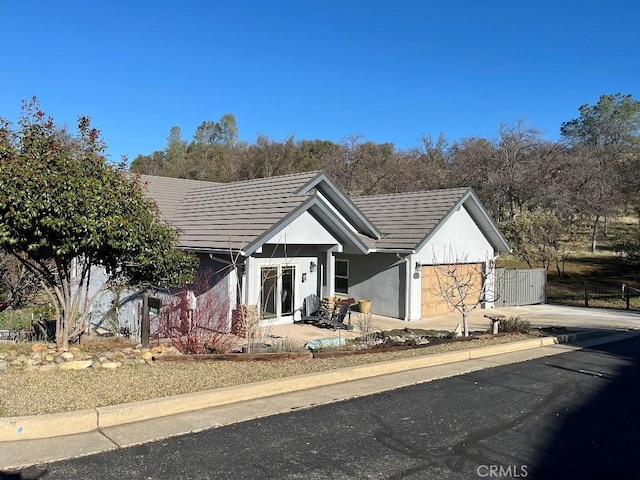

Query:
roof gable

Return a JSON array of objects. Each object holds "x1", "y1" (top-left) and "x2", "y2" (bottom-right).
[{"x1": 354, "y1": 188, "x2": 510, "y2": 253}]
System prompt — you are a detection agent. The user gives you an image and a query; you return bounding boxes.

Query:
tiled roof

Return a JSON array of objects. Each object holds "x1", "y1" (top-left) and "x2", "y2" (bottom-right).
[
  {"x1": 138, "y1": 175, "x2": 215, "y2": 222},
  {"x1": 173, "y1": 171, "x2": 321, "y2": 251},
  {"x1": 141, "y1": 172, "x2": 324, "y2": 251},
  {"x1": 353, "y1": 188, "x2": 469, "y2": 250},
  {"x1": 141, "y1": 173, "x2": 476, "y2": 253}
]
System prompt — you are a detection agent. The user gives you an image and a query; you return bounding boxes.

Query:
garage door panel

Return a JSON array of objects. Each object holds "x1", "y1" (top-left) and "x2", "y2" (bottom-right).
[{"x1": 421, "y1": 263, "x2": 483, "y2": 318}]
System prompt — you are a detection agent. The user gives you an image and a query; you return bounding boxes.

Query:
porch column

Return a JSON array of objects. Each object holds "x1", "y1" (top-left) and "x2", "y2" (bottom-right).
[
  {"x1": 325, "y1": 250, "x2": 335, "y2": 298},
  {"x1": 242, "y1": 256, "x2": 251, "y2": 305}
]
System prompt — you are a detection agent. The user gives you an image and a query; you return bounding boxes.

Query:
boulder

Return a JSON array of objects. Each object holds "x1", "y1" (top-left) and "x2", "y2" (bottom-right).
[
  {"x1": 59, "y1": 360, "x2": 92, "y2": 370},
  {"x1": 31, "y1": 343, "x2": 48, "y2": 352}
]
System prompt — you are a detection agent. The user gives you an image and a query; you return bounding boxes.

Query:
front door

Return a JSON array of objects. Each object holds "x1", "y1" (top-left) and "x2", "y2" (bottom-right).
[{"x1": 260, "y1": 265, "x2": 296, "y2": 322}]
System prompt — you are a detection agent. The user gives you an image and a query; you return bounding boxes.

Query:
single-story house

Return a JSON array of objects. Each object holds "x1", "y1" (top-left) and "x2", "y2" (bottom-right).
[{"x1": 83, "y1": 170, "x2": 510, "y2": 333}]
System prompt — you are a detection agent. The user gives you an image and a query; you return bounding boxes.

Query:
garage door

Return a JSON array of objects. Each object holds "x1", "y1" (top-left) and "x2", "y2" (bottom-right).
[{"x1": 421, "y1": 263, "x2": 484, "y2": 317}]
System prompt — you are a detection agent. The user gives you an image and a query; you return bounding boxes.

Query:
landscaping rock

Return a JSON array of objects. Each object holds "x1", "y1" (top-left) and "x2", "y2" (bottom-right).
[
  {"x1": 60, "y1": 352, "x2": 75, "y2": 360},
  {"x1": 59, "y1": 360, "x2": 92, "y2": 370},
  {"x1": 0, "y1": 360, "x2": 8, "y2": 372},
  {"x1": 31, "y1": 343, "x2": 48, "y2": 352},
  {"x1": 101, "y1": 361, "x2": 119, "y2": 369}
]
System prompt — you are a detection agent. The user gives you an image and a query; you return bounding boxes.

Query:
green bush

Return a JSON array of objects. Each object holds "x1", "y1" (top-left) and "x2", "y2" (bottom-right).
[{"x1": 0, "y1": 310, "x2": 32, "y2": 330}]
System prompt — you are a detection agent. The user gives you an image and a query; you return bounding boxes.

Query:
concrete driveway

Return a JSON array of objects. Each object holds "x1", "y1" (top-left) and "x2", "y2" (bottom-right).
[{"x1": 267, "y1": 304, "x2": 640, "y2": 344}]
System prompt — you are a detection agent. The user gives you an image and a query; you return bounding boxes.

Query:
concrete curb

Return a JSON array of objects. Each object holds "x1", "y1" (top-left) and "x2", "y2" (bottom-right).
[{"x1": 0, "y1": 331, "x2": 620, "y2": 442}]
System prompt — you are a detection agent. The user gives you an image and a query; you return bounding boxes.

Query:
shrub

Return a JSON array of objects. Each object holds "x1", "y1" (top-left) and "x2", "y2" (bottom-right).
[
  {"x1": 155, "y1": 270, "x2": 237, "y2": 354},
  {"x1": 498, "y1": 316, "x2": 531, "y2": 334},
  {"x1": 267, "y1": 338, "x2": 306, "y2": 353},
  {"x1": 0, "y1": 310, "x2": 32, "y2": 330}
]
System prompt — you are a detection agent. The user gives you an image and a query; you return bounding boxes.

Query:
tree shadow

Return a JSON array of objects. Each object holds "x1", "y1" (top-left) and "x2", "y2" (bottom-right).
[
  {"x1": 0, "y1": 467, "x2": 47, "y2": 480},
  {"x1": 529, "y1": 335, "x2": 640, "y2": 479}
]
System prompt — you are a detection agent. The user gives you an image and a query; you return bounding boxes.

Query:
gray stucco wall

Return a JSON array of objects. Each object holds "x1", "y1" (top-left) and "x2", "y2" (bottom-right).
[
  {"x1": 82, "y1": 254, "x2": 233, "y2": 340},
  {"x1": 336, "y1": 253, "x2": 406, "y2": 319}
]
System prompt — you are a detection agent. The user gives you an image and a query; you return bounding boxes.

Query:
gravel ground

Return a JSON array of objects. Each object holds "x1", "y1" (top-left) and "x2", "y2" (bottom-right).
[{"x1": 0, "y1": 334, "x2": 532, "y2": 417}]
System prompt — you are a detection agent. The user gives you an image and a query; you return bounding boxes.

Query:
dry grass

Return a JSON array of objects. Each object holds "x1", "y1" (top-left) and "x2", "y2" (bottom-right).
[{"x1": 0, "y1": 334, "x2": 533, "y2": 417}]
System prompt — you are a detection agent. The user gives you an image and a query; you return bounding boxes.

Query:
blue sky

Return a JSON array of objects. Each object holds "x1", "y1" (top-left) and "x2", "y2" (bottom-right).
[{"x1": 2, "y1": 1, "x2": 639, "y2": 161}]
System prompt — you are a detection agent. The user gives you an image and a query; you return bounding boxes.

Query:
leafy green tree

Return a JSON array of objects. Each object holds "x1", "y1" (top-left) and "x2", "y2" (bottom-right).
[
  {"x1": 0, "y1": 99, "x2": 195, "y2": 349},
  {"x1": 501, "y1": 209, "x2": 571, "y2": 276},
  {"x1": 194, "y1": 114, "x2": 238, "y2": 145},
  {"x1": 561, "y1": 94, "x2": 640, "y2": 251}
]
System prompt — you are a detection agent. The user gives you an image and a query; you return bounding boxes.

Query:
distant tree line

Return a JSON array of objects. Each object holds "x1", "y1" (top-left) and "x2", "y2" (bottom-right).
[{"x1": 130, "y1": 94, "x2": 640, "y2": 274}]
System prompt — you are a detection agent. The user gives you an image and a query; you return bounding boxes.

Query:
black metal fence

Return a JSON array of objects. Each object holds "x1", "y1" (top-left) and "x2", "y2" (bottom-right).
[{"x1": 556, "y1": 280, "x2": 640, "y2": 310}]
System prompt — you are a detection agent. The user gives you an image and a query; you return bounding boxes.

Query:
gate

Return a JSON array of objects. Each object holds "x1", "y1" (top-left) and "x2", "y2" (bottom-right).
[{"x1": 495, "y1": 268, "x2": 546, "y2": 307}]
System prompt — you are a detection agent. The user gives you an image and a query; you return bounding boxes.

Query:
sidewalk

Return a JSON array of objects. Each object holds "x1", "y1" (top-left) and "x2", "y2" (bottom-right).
[{"x1": 2, "y1": 325, "x2": 639, "y2": 470}]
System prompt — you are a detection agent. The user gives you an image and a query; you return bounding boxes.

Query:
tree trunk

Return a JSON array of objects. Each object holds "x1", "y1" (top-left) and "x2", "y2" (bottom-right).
[
  {"x1": 462, "y1": 311, "x2": 469, "y2": 337},
  {"x1": 590, "y1": 214, "x2": 600, "y2": 253}
]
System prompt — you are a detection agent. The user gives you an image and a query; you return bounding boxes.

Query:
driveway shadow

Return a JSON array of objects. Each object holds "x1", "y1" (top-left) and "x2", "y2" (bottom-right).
[{"x1": 529, "y1": 334, "x2": 640, "y2": 479}]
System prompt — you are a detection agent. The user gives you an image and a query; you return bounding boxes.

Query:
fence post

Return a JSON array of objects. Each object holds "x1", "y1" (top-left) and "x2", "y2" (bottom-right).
[
  {"x1": 584, "y1": 281, "x2": 589, "y2": 307},
  {"x1": 623, "y1": 284, "x2": 631, "y2": 310},
  {"x1": 141, "y1": 292, "x2": 150, "y2": 348}
]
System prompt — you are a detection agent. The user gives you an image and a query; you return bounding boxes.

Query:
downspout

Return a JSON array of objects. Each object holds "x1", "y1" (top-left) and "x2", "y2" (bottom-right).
[
  {"x1": 397, "y1": 253, "x2": 410, "y2": 321},
  {"x1": 487, "y1": 254, "x2": 500, "y2": 308}
]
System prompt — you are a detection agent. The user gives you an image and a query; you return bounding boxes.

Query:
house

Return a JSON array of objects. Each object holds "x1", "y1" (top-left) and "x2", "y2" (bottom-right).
[
  {"x1": 134, "y1": 170, "x2": 510, "y2": 325},
  {"x1": 83, "y1": 170, "x2": 510, "y2": 334}
]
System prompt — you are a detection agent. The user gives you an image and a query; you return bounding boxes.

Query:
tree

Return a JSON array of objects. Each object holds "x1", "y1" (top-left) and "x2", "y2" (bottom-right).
[
  {"x1": 431, "y1": 248, "x2": 494, "y2": 337},
  {"x1": 561, "y1": 94, "x2": 640, "y2": 251},
  {"x1": 194, "y1": 114, "x2": 238, "y2": 145},
  {"x1": 0, "y1": 250, "x2": 41, "y2": 312},
  {"x1": 0, "y1": 98, "x2": 196, "y2": 349},
  {"x1": 501, "y1": 209, "x2": 572, "y2": 277}
]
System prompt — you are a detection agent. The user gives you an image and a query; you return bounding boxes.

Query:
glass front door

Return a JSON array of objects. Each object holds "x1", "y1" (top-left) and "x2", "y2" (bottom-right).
[
  {"x1": 260, "y1": 265, "x2": 296, "y2": 320},
  {"x1": 260, "y1": 267, "x2": 278, "y2": 319}
]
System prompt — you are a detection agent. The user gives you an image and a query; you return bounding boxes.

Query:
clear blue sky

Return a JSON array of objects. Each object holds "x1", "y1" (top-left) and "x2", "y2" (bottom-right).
[{"x1": 2, "y1": 1, "x2": 639, "y2": 161}]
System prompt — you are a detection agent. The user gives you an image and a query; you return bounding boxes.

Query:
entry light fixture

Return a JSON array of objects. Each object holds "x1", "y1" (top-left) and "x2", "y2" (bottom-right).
[{"x1": 310, "y1": 261, "x2": 317, "y2": 273}]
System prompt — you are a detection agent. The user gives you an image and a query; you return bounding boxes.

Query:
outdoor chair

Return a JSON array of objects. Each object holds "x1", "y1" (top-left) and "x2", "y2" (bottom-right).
[
  {"x1": 297, "y1": 294, "x2": 323, "y2": 324},
  {"x1": 324, "y1": 302, "x2": 354, "y2": 330},
  {"x1": 33, "y1": 319, "x2": 56, "y2": 342}
]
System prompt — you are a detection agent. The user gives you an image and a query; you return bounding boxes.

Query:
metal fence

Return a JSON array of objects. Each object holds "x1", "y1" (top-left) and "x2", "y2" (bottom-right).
[
  {"x1": 494, "y1": 268, "x2": 547, "y2": 307},
  {"x1": 552, "y1": 280, "x2": 640, "y2": 310}
]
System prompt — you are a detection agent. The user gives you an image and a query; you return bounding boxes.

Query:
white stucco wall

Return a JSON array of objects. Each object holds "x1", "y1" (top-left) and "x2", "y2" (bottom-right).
[{"x1": 264, "y1": 211, "x2": 338, "y2": 245}]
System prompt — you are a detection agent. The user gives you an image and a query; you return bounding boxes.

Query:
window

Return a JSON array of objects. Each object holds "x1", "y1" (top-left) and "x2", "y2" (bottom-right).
[{"x1": 335, "y1": 259, "x2": 349, "y2": 294}]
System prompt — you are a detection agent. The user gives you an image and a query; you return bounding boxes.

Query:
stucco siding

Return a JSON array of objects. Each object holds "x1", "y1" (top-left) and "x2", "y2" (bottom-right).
[
  {"x1": 264, "y1": 210, "x2": 339, "y2": 246},
  {"x1": 336, "y1": 253, "x2": 406, "y2": 319},
  {"x1": 408, "y1": 206, "x2": 496, "y2": 320}
]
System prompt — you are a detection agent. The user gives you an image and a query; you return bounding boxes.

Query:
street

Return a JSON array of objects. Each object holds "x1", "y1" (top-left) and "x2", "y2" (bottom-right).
[{"x1": 7, "y1": 335, "x2": 640, "y2": 479}]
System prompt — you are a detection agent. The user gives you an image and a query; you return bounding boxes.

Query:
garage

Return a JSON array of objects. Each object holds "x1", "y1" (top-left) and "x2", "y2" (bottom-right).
[{"x1": 421, "y1": 263, "x2": 484, "y2": 317}]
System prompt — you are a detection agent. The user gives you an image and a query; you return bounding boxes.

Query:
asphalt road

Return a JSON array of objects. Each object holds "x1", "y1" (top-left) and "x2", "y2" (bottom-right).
[{"x1": 6, "y1": 336, "x2": 640, "y2": 480}]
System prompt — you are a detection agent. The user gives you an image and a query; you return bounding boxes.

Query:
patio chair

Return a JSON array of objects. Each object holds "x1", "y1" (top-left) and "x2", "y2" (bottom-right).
[
  {"x1": 297, "y1": 294, "x2": 323, "y2": 324},
  {"x1": 324, "y1": 302, "x2": 354, "y2": 330},
  {"x1": 33, "y1": 319, "x2": 56, "y2": 342}
]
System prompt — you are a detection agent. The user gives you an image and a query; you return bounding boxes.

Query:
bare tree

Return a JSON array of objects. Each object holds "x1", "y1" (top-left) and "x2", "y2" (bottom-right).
[
  {"x1": 0, "y1": 250, "x2": 41, "y2": 311},
  {"x1": 431, "y1": 248, "x2": 495, "y2": 337}
]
